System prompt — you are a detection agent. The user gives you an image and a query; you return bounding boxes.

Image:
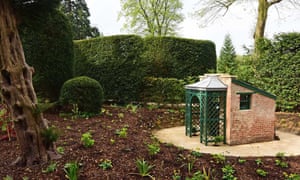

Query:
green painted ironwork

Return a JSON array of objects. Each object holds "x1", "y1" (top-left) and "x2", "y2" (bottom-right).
[{"x1": 185, "y1": 84, "x2": 227, "y2": 146}]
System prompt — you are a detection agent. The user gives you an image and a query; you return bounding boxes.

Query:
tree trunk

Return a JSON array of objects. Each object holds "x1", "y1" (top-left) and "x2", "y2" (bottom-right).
[
  {"x1": 254, "y1": 0, "x2": 269, "y2": 45},
  {"x1": 0, "y1": 0, "x2": 56, "y2": 166},
  {"x1": 254, "y1": 0, "x2": 282, "y2": 52}
]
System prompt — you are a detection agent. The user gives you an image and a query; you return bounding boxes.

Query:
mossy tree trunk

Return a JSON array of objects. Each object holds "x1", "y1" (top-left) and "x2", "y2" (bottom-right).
[
  {"x1": 0, "y1": 0, "x2": 55, "y2": 166},
  {"x1": 254, "y1": 0, "x2": 282, "y2": 52}
]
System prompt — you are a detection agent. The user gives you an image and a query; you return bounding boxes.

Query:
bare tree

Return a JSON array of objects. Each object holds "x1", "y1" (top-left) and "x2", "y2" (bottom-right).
[{"x1": 194, "y1": 0, "x2": 300, "y2": 48}]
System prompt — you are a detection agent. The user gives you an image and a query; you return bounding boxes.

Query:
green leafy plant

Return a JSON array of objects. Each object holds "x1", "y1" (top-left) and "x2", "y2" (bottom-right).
[
  {"x1": 132, "y1": 159, "x2": 154, "y2": 179},
  {"x1": 64, "y1": 162, "x2": 80, "y2": 180},
  {"x1": 222, "y1": 165, "x2": 237, "y2": 180},
  {"x1": 42, "y1": 162, "x2": 57, "y2": 173},
  {"x1": 147, "y1": 143, "x2": 160, "y2": 156},
  {"x1": 3, "y1": 175, "x2": 13, "y2": 180},
  {"x1": 118, "y1": 113, "x2": 124, "y2": 119},
  {"x1": 275, "y1": 159, "x2": 288, "y2": 168},
  {"x1": 191, "y1": 151, "x2": 202, "y2": 158},
  {"x1": 81, "y1": 132, "x2": 95, "y2": 147},
  {"x1": 110, "y1": 139, "x2": 115, "y2": 144},
  {"x1": 56, "y1": 146, "x2": 65, "y2": 154},
  {"x1": 256, "y1": 169, "x2": 268, "y2": 177},
  {"x1": 255, "y1": 158, "x2": 263, "y2": 166},
  {"x1": 41, "y1": 126, "x2": 60, "y2": 148},
  {"x1": 126, "y1": 104, "x2": 138, "y2": 113},
  {"x1": 99, "y1": 159, "x2": 113, "y2": 170},
  {"x1": 213, "y1": 136, "x2": 224, "y2": 145},
  {"x1": 172, "y1": 170, "x2": 181, "y2": 180},
  {"x1": 186, "y1": 167, "x2": 212, "y2": 180},
  {"x1": 71, "y1": 104, "x2": 80, "y2": 120},
  {"x1": 212, "y1": 153, "x2": 226, "y2": 164},
  {"x1": 276, "y1": 152, "x2": 286, "y2": 159},
  {"x1": 283, "y1": 172, "x2": 300, "y2": 180},
  {"x1": 115, "y1": 126, "x2": 128, "y2": 138},
  {"x1": 238, "y1": 158, "x2": 246, "y2": 164}
]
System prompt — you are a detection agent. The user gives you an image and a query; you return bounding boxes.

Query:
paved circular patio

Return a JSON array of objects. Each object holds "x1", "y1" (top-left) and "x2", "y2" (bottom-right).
[{"x1": 153, "y1": 126, "x2": 300, "y2": 157}]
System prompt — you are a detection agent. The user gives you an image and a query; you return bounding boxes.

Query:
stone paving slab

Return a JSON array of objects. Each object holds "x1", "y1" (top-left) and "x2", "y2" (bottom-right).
[{"x1": 153, "y1": 126, "x2": 300, "y2": 157}]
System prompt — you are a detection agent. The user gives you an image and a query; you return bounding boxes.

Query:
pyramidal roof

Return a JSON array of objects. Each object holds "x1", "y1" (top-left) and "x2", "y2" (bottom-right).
[{"x1": 185, "y1": 75, "x2": 227, "y2": 91}]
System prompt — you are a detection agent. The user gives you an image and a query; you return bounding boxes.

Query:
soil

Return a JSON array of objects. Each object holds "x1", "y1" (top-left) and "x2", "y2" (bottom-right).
[{"x1": 0, "y1": 105, "x2": 300, "y2": 179}]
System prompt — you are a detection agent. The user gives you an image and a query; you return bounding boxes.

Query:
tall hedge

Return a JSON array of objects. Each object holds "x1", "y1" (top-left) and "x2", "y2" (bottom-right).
[
  {"x1": 255, "y1": 33, "x2": 300, "y2": 111},
  {"x1": 20, "y1": 10, "x2": 74, "y2": 101},
  {"x1": 74, "y1": 35, "x2": 216, "y2": 103},
  {"x1": 143, "y1": 36, "x2": 216, "y2": 78},
  {"x1": 74, "y1": 35, "x2": 146, "y2": 103}
]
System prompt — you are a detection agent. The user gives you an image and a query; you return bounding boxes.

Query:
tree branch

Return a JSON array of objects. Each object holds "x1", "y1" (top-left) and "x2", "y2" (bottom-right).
[{"x1": 268, "y1": 0, "x2": 282, "y2": 6}]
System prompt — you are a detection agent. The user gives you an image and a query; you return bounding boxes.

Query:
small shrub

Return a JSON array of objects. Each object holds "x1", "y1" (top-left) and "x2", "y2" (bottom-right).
[
  {"x1": 115, "y1": 126, "x2": 128, "y2": 138},
  {"x1": 186, "y1": 167, "x2": 212, "y2": 180},
  {"x1": 42, "y1": 162, "x2": 57, "y2": 173},
  {"x1": 212, "y1": 154, "x2": 226, "y2": 164},
  {"x1": 99, "y1": 159, "x2": 113, "y2": 170},
  {"x1": 60, "y1": 76, "x2": 104, "y2": 114},
  {"x1": 283, "y1": 172, "x2": 300, "y2": 180},
  {"x1": 81, "y1": 132, "x2": 95, "y2": 147},
  {"x1": 191, "y1": 151, "x2": 202, "y2": 158},
  {"x1": 222, "y1": 165, "x2": 237, "y2": 180},
  {"x1": 135, "y1": 159, "x2": 154, "y2": 178},
  {"x1": 256, "y1": 169, "x2": 268, "y2": 177},
  {"x1": 238, "y1": 158, "x2": 246, "y2": 164},
  {"x1": 255, "y1": 158, "x2": 263, "y2": 166},
  {"x1": 275, "y1": 159, "x2": 288, "y2": 168},
  {"x1": 41, "y1": 126, "x2": 60, "y2": 148},
  {"x1": 147, "y1": 143, "x2": 160, "y2": 156},
  {"x1": 64, "y1": 162, "x2": 80, "y2": 180}
]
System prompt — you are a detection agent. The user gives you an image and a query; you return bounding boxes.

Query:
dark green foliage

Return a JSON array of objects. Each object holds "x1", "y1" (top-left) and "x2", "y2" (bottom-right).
[
  {"x1": 19, "y1": 9, "x2": 74, "y2": 101},
  {"x1": 143, "y1": 36, "x2": 216, "y2": 78},
  {"x1": 41, "y1": 126, "x2": 60, "y2": 148},
  {"x1": 60, "y1": 0, "x2": 100, "y2": 40},
  {"x1": 255, "y1": 33, "x2": 300, "y2": 111},
  {"x1": 74, "y1": 35, "x2": 146, "y2": 103},
  {"x1": 218, "y1": 34, "x2": 237, "y2": 75},
  {"x1": 74, "y1": 35, "x2": 216, "y2": 103},
  {"x1": 59, "y1": 76, "x2": 104, "y2": 113},
  {"x1": 141, "y1": 76, "x2": 198, "y2": 104}
]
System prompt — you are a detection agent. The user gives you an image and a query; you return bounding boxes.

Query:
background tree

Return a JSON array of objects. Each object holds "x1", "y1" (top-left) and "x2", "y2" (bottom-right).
[
  {"x1": 0, "y1": 0, "x2": 62, "y2": 166},
  {"x1": 119, "y1": 0, "x2": 184, "y2": 36},
  {"x1": 193, "y1": 0, "x2": 300, "y2": 49},
  {"x1": 217, "y1": 34, "x2": 237, "y2": 74},
  {"x1": 20, "y1": 10, "x2": 74, "y2": 101},
  {"x1": 60, "y1": 0, "x2": 100, "y2": 40}
]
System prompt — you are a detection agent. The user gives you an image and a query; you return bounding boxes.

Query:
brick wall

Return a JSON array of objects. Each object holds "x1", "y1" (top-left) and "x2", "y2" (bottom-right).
[{"x1": 220, "y1": 75, "x2": 276, "y2": 145}]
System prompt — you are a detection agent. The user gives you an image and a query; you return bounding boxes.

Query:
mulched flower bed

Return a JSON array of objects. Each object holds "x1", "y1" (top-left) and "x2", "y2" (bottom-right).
[{"x1": 0, "y1": 105, "x2": 299, "y2": 179}]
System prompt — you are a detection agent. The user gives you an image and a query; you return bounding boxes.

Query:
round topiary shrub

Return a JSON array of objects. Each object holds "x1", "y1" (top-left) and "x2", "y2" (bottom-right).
[{"x1": 59, "y1": 76, "x2": 104, "y2": 114}]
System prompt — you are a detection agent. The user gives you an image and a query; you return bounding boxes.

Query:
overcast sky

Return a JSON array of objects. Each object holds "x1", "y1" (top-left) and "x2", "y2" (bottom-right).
[{"x1": 85, "y1": 1, "x2": 300, "y2": 55}]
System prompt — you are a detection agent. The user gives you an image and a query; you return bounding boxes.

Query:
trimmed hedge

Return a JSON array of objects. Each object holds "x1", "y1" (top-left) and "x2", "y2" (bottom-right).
[
  {"x1": 74, "y1": 35, "x2": 146, "y2": 103},
  {"x1": 59, "y1": 76, "x2": 104, "y2": 113},
  {"x1": 19, "y1": 10, "x2": 74, "y2": 101},
  {"x1": 143, "y1": 36, "x2": 216, "y2": 78},
  {"x1": 74, "y1": 35, "x2": 216, "y2": 102},
  {"x1": 255, "y1": 33, "x2": 300, "y2": 111},
  {"x1": 141, "y1": 76, "x2": 198, "y2": 104}
]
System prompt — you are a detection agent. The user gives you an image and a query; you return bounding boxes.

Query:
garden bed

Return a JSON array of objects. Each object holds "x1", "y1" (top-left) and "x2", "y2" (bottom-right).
[{"x1": 0, "y1": 105, "x2": 299, "y2": 179}]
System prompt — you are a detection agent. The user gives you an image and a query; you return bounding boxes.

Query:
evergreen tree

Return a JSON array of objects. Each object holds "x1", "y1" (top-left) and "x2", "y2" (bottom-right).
[
  {"x1": 60, "y1": 0, "x2": 100, "y2": 40},
  {"x1": 218, "y1": 34, "x2": 237, "y2": 75}
]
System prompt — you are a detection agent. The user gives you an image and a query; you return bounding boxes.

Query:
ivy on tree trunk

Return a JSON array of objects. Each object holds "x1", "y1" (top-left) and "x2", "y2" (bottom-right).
[{"x1": 0, "y1": 0, "x2": 58, "y2": 166}]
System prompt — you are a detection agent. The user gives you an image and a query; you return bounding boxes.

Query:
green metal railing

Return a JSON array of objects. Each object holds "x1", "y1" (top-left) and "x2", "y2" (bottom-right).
[{"x1": 185, "y1": 90, "x2": 226, "y2": 146}]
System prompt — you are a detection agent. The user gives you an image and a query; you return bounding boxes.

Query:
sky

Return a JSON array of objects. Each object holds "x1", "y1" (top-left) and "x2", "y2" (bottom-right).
[{"x1": 85, "y1": 1, "x2": 300, "y2": 55}]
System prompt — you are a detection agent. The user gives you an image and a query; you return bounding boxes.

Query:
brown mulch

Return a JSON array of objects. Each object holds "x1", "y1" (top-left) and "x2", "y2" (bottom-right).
[{"x1": 0, "y1": 105, "x2": 300, "y2": 179}]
